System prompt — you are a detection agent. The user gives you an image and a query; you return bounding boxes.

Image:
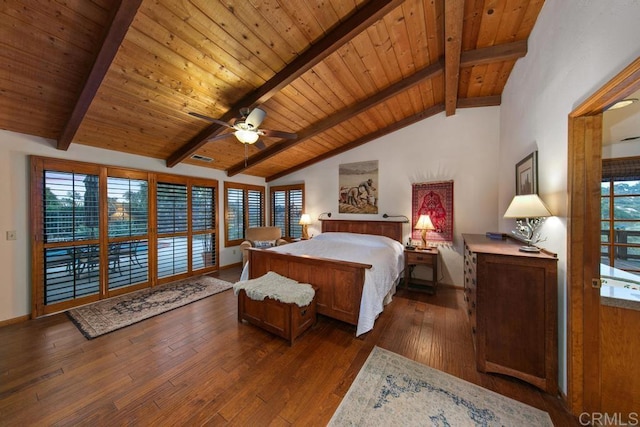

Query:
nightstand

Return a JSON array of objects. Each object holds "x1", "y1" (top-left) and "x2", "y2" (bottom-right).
[{"x1": 404, "y1": 248, "x2": 439, "y2": 293}]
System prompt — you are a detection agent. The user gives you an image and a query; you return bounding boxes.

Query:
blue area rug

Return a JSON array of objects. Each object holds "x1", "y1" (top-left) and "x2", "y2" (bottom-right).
[{"x1": 329, "y1": 346, "x2": 553, "y2": 426}]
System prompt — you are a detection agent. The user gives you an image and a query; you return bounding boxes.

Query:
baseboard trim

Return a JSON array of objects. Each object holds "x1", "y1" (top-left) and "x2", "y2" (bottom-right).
[
  {"x1": 0, "y1": 314, "x2": 30, "y2": 327},
  {"x1": 220, "y1": 262, "x2": 242, "y2": 270},
  {"x1": 439, "y1": 283, "x2": 463, "y2": 290}
]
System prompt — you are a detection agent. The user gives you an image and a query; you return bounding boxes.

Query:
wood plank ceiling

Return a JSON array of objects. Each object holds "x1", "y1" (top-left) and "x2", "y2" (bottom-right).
[{"x1": 0, "y1": 0, "x2": 544, "y2": 180}]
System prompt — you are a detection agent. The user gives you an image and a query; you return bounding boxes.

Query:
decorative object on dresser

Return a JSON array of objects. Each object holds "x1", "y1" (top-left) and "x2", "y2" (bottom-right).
[
  {"x1": 515, "y1": 151, "x2": 538, "y2": 195},
  {"x1": 298, "y1": 213, "x2": 311, "y2": 240},
  {"x1": 404, "y1": 247, "x2": 438, "y2": 294},
  {"x1": 503, "y1": 194, "x2": 553, "y2": 252},
  {"x1": 411, "y1": 180, "x2": 454, "y2": 243},
  {"x1": 462, "y1": 234, "x2": 558, "y2": 394}
]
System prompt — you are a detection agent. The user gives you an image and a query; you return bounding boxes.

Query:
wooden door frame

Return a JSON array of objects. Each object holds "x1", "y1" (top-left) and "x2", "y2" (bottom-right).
[{"x1": 567, "y1": 57, "x2": 640, "y2": 414}]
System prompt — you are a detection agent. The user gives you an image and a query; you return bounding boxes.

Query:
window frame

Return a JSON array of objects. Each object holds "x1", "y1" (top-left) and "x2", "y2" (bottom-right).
[
  {"x1": 224, "y1": 181, "x2": 265, "y2": 247},
  {"x1": 269, "y1": 183, "x2": 305, "y2": 239},
  {"x1": 601, "y1": 156, "x2": 640, "y2": 273},
  {"x1": 30, "y1": 156, "x2": 219, "y2": 317}
]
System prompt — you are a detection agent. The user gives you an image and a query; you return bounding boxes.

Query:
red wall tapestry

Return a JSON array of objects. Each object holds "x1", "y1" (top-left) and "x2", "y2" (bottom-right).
[{"x1": 411, "y1": 180, "x2": 454, "y2": 244}]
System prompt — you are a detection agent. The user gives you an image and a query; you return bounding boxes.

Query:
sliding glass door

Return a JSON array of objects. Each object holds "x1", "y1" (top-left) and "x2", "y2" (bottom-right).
[
  {"x1": 191, "y1": 183, "x2": 217, "y2": 271},
  {"x1": 107, "y1": 173, "x2": 150, "y2": 293},
  {"x1": 156, "y1": 178, "x2": 218, "y2": 282},
  {"x1": 41, "y1": 167, "x2": 101, "y2": 307},
  {"x1": 157, "y1": 180, "x2": 189, "y2": 280},
  {"x1": 31, "y1": 157, "x2": 219, "y2": 317}
]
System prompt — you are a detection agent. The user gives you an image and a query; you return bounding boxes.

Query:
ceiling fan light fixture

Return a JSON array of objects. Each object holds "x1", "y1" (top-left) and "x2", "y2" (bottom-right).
[{"x1": 234, "y1": 129, "x2": 259, "y2": 144}]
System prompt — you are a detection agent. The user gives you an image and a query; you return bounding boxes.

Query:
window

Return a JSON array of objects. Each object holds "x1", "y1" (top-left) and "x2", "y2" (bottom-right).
[
  {"x1": 270, "y1": 184, "x2": 305, "y2": 239},
  {"x1": 31, "y1": 156, "x2": 219, "y2": 317},
  {"x1": 191, "y1": 184, "x2": 216, "y2": 270},
  {"x1": 157, "y1": 181, "x2": 189, "y2": 279},
  {"x1": 107, "y1": 174, "x2": 149, "y2": 291},
  {"x1": 601, "y1": 157, "x2": 640, "y2": 273},
  {"x1": 224, "y1": 182, "x2": 265, "y2": 246},
  {"x1": 42, "y1": 169, "x2": 101, "y2": 305}
]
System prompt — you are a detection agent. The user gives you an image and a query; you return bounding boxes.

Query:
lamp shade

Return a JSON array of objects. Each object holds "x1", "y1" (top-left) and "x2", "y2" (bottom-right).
[
  {"x1": 415, "y1": 214, "x2": 435, "y2": 230},
  {"x1": 503, "y1": 194, "x2": 552, "y2": 218},
  {"x1": 298, "y1": 213, "x2": 311, "y2": 225}
]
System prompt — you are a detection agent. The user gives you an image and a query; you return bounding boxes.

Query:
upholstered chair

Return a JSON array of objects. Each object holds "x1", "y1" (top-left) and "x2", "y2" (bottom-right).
[{"x1": 240, "y1": 226, "x2": 288, "y2": 265}]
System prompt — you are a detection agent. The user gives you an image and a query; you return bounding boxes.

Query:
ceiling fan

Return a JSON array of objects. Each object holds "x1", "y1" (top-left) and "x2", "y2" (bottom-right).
[{"x1": 189, "y1": 107, "x2": 297, "y2": 150}]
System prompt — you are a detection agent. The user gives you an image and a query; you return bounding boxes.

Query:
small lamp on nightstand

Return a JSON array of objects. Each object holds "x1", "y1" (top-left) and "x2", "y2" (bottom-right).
[
  {"x1": 415, "y1": 214, "x2": 435, "y2": 249},
  {"x1": 299, "y1": 213, "x2": 311, "y2": 240}
]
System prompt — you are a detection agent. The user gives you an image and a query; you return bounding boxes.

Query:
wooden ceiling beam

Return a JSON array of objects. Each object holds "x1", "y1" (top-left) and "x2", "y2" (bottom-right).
[
  {"x1": 460, "y1": 39, "x2": 528, "y2": 67},
  {"x1": 443, "y1": 0, "x2": 464, "y2": 117},
  {"x1": 57, "y1": 0, "x2": 143, "y2": 151},
  {"x1": 226, "y1": 59, "x2": 445, "y2": 176},
  {"x1": 457, "y1": 95, "x2": 502, "y2": 108},
  {"x1": 165, "y1": 0, "x2": 405, "y2": 168},
  {"x1": 266, "y1": 104, "x2": 446, "y2": 182}
]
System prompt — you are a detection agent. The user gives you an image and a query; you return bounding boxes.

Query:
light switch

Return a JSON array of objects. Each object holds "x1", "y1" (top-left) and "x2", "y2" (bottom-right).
[{"x1": 6, "y1": 230, "x2": 16, "y2": 240}]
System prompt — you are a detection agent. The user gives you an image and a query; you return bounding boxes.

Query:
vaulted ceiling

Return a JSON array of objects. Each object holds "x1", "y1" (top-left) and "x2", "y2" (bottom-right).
[{"x1": 0, "y1": 0, "x2": 544, "y2": 181}]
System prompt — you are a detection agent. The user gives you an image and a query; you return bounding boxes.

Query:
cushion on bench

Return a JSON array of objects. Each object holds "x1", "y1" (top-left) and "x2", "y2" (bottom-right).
[{"x1": 233, "y1": 271, "x2": 315, "y2": 307}]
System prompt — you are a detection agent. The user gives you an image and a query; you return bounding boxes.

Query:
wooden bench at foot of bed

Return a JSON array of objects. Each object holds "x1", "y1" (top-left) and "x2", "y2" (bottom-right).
[
  {"x1": 237, "y1": 289, "x2": 317, "y2": 345},
  {"x1": 247, "y1": 248, "x2": 372, "y2": 326}
]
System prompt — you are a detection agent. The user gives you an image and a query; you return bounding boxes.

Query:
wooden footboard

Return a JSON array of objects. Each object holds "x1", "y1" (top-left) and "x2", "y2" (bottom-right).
[{"x1": 247, "y1": 248, "x2": 372, "y2": 326}]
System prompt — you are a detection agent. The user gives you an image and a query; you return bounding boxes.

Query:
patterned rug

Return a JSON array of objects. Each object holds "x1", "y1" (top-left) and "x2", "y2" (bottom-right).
[
  {"x1": 67, "y1": 276, "x2": 232, "y2": 339},
  {"x1": 329, "y1": 346, "x2": 553, "y2": 426}
]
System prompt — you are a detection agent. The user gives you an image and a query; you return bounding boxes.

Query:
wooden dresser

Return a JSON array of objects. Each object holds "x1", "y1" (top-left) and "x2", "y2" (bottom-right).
[{"x1": 463, "y1": 234, "x2": 558, "y2": 394}]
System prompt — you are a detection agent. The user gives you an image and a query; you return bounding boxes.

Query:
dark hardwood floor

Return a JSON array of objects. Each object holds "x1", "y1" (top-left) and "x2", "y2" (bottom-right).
[{"x1": 0, "y1": 267, "x2": 579, "y2": 425}]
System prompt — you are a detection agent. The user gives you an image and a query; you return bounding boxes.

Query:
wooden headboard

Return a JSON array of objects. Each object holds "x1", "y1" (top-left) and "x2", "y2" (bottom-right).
[{"x1": 321, "y1": 220, "x2": 404, "y2": 243}]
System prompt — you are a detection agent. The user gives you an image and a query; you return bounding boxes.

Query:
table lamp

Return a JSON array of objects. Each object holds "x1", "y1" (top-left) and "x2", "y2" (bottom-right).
[
  {"x1": 415, "y1": 214, "x2": 435, "y2": 249},
  {"x1": 503, "y1": 194, "x2": 552, "y2": 252},
  {"x1": 299, "y1": 213, "x2": 311, "y2": 240}
]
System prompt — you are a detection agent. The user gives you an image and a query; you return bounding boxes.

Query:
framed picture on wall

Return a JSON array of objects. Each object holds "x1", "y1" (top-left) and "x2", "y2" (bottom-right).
[
  {"x1": 515, "y1": 151, "x2": 538, "y2": 195},
  {"x1": 338, "y1": 160, "x2": 378, "y2": 214}
]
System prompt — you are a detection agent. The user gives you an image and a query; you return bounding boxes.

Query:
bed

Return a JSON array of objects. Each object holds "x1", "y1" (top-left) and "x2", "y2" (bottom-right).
[{"x1": 244, "y1": 220, "x2": 405, "y2": 336}]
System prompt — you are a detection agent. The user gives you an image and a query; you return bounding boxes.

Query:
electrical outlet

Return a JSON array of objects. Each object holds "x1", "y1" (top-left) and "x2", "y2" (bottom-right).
[
  {"x1": 232, "y1": 249, "x2": 237, "y2": 255},
  {"x1": 6, "y1": 230, "x2": 16, "y2": 241}
]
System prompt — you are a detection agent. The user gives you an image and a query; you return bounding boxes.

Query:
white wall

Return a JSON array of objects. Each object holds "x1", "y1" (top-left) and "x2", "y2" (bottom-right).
[
  {"x1": 498, "y1": 0, "x2": 640, "y2": 395},
  {"x1": 271, "y1": 106, "x2": 501, "y2": 287},
  {"x1": 0, "y1": 129, "x2": 263, "y2": 322}
]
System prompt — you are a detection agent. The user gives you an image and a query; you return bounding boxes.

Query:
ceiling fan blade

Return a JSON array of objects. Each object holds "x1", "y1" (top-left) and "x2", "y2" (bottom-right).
[
  {"x1": 255, "y1": 140, "x2": 266, "y2": 150},
  {"x1": 205, "y1": 133, "x2": 235, "y2": 143},
  {"x1": 245, "y1": 107, "x2": 266, "y2": 129},
  {"x1": 260, "y1": 129, "x2": 297, "y2": 139},
  {"x1": 189, "y1": 112, "x2": 233, "y2": 128}
]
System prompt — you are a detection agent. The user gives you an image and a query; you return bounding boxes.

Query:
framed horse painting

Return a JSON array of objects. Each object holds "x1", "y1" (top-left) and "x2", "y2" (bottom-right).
[{"x1": 338, "y1": 160, "x2": 378, "y2": 214}]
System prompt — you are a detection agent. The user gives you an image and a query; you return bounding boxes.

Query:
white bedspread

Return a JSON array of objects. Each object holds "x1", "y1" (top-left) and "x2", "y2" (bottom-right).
[{"x1": 240, "y1": 232, "x2": 405, "y2": 336}]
